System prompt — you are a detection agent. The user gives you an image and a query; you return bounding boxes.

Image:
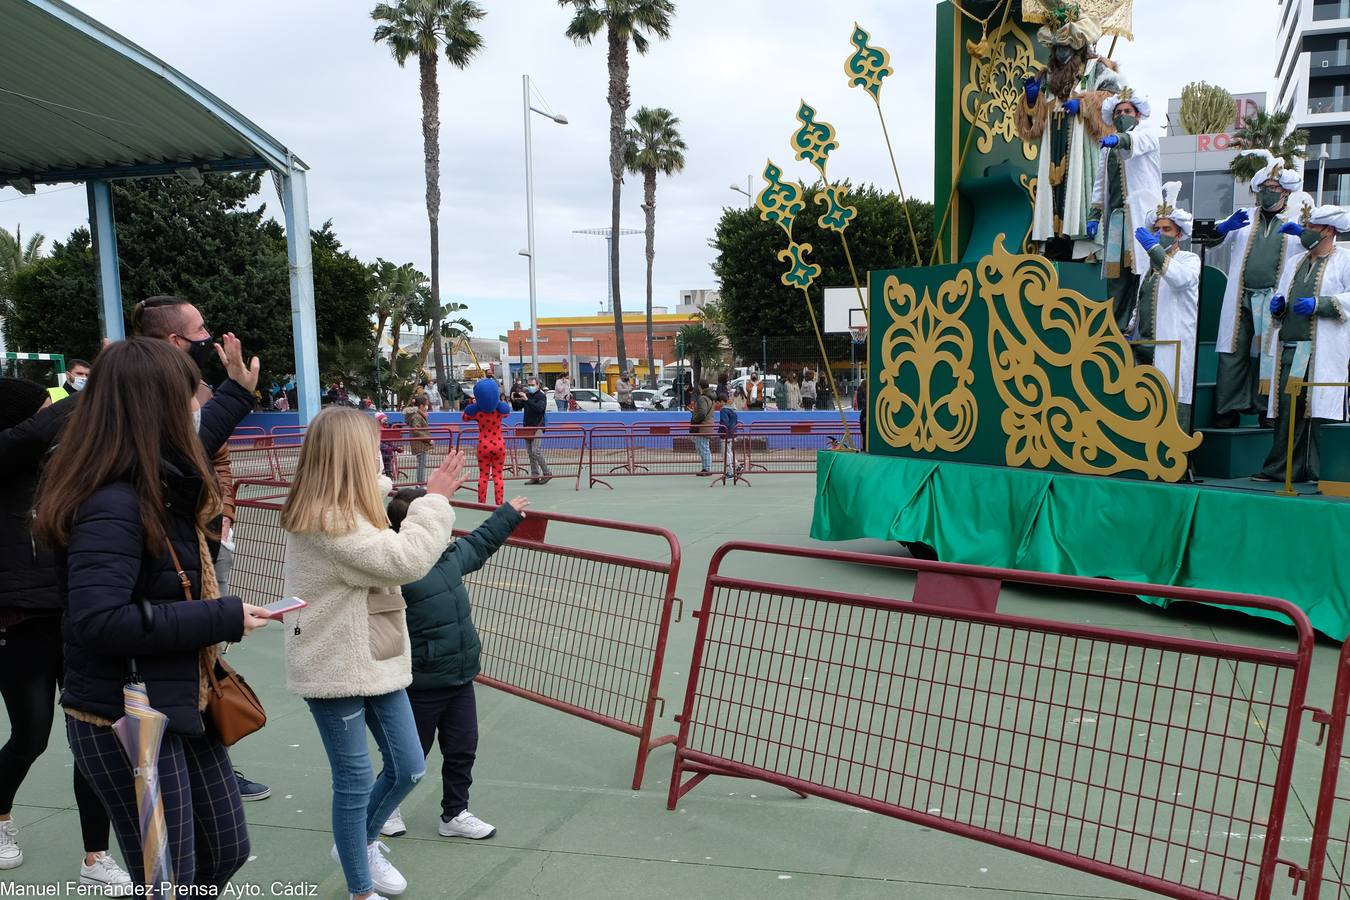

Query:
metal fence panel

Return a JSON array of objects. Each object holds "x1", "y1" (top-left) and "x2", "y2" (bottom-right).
[{"x1": 670, "y1": 543, "x2": 1316, "y2": 900}]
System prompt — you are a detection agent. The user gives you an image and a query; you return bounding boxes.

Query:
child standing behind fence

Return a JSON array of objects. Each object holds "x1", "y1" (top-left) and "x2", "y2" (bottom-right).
[
  {"x1": 714, "y1": 398, "x2": 741, "y2": 479},
  {"x1": 379, "y1": 491, "x2": 528, "y2": 843}
]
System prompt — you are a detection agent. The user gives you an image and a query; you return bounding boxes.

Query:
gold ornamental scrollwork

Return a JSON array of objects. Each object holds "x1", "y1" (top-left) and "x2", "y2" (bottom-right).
[
  {"x1": 959, "y1": 21, "x2": 1039, "y2": 162},
  {"x1": 979, "y1": 236, "x2": 1200, "y2": 480},
  {"x1": 876, "y1": 272, "x2": 978, "y2": 453}
]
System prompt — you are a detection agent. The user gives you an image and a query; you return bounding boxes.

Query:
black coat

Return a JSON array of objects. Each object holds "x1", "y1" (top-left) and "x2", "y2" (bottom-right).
[
  {"x1": 522, "y1": 389, "x2": 547, "y2": 428},
  {"x1": 0, "y1": 399, "x2": 76, "y2": 611},
  {"x1": 60, "y1": 380, "x2": 253, "y2": 734}
]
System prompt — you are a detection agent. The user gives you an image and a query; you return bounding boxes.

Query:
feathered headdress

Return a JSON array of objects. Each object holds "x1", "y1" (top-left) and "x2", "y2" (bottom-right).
[
  {"x1": 1242, "y1": 149, "x2": 1303, "y2": 194},
  {"x1": 1144, "y1": 181, "x2": 1194, "y2": 238}
]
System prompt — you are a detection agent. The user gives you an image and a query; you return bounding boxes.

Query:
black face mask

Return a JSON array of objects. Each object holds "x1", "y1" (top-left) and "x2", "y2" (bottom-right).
[
  {"x1": 183, "y1": 335, "x2": 215, "y2": 370},
  {"x1": 1052, "y1": 46, "x2": 1074, "y2": 66}
]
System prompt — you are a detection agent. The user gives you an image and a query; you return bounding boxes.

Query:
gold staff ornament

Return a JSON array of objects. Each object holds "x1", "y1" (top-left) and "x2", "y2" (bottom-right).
[
  {"x1": 755, "y1": 159, "x2": 805, "y2": 237},
  {"x1": 792, "y1": 101, "x2": 839, "y2": 177},
  {"x1": 844, "y1": 24, "x2": 922, "y2": 263}
]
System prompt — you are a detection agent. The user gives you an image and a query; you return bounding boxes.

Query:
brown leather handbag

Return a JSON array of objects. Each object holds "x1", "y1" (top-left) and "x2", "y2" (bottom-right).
[{"x1": 166, "y1": 541, "x2": 267, "y2": 746}]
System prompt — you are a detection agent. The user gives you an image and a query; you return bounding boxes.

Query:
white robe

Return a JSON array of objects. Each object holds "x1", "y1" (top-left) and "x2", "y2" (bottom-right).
[
  {"x1": 1215, "y1": 208, "x2": 1302, "y2": 354},
  {"x1": 1134, "y1": 249, "x2": 1200, "y2": 406},
  {"x1": 1031, "y1": 60, "x2": 1123, "y2": 259},
  {"x1": 1265, "y1": 246, "x2": 1350, "y2": 421},
  {"x1": 1090, "y1": 122, "x2": 1161, "y2": 277}
]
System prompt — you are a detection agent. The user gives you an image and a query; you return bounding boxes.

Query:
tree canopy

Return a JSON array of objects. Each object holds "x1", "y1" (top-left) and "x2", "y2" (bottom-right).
[
  {"x1": 3, "y1": 175, "x2": 377, "y2": 389},
  {"x1": 711, "y1": 184, "x2": 934, "y2": 362}
]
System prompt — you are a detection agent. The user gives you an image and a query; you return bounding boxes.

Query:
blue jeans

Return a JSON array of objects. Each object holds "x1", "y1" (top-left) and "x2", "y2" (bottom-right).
[
  {"x1": 307, "y1": 691, "x2": 425, "y2": 894},
  {"x1": 692, "y1": 436, "x2": 711, "y2": 471},
  {"x1": 555, "y1": 399, "x2": 568, "y2": 412}
]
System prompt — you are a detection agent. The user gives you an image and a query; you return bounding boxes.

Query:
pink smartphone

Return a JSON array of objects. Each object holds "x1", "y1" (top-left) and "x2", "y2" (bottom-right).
[{"x1": 261, "y1": 597, "x2": 307, "y2": 619}]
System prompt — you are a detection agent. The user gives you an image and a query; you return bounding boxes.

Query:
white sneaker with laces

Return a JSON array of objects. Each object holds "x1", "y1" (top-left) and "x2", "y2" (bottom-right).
[
  {"x1": 331, "y1": 842, "x2": 407, "y2": 897},
  {"x1": 80, "y1": 853, "x2": 134, "y2": 896},
  {"x1": 379, "y1": 808, "x2": 406, "y2": 837},
  {"x1": 365, "y1": 841, "x2": 406, "y2": 896},
  {"x1": 0, "y1": 819, "x2": 21, "y2": 869},
  {"x1": 438, "y1": 810, "x2": 496, "y2": 840}
]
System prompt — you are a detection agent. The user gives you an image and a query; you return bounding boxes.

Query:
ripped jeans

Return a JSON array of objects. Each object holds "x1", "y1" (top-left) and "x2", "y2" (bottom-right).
[{"x1": 306, "y1": 690, "x2": 425, "y2": 894}]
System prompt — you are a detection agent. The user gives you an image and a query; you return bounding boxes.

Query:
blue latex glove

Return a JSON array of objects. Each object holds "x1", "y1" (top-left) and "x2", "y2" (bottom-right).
[
  {"x1": 1087, "y1": 220, "x2": 1099, "y2": 240},
  {"x1": 1280, "y1": 221, "x2": 1304, "y2": 237},
  {"x1": 1294, "y1": 296, "x2": 1317, "y2": 317},
  {"x1": 1023, "y1": 76, "x2": 1039, "y2": 106},
  {"x1": 1099, "y1": 134, "x2": 1119, "y2": 148},
  {"x1": 1134, "y1": 226, "x2": 1160, "y2": 252},
  {"x1": 1270, "y1": 295, "x2": 1287, "y2": 316},
  {"x1": 1062, "y1": 98, "x2": 1080, "y2": 115},
  {"x1": 1216, "y1": 209, "x2": 1250, "y2": 236}
]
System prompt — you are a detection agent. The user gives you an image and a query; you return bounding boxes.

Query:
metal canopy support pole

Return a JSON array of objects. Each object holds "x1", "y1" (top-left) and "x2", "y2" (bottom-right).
[
  {"x1": 280, "y1": 165, "x2": 320, "y2": 424},
  {"x1": 87, "y1": 180, "x2": 124, "y2": 341}
]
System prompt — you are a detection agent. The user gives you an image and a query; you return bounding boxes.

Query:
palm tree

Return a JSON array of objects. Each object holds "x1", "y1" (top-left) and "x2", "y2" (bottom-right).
[
  {"x1": 624, "y1": 106, "x2": 686, "y2": 389},
  {"x1": 0, "y1": 225, "x2": 45, "y2": 292},
  {"x1": 372, "y1": 0, "x2": 485, "y2": 386},
  {"x1": 559, "y1": 0, "x2": 676, "y2": 379},
  {"x1": 676, "y1": 322, "x2": 722, "y2": 387},
  {"x1": 414, "y1": 299, "x2": 473, "y2": 370},
  {"x1": 1229, "y1": 109, "x2": 1309, "y2": 181},
  {"x1": 371, "y1": 260, "x2": 427, "y2": 361}
]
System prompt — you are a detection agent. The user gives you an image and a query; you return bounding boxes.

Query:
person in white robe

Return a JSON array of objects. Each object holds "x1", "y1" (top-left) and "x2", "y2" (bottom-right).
[
  {"x1": 1015, "y1": 13, "x2": 1124, "y2": 262},
  {"x1": 1256, "y1": 205, "x2": 1350, "y2": 483},
  {"x1": 1128, "y1": 183, "x2": 1200, "y2": 432},
  {"x1": 1211, "y1": 150, "x2": 1306, "y2": 428},
  {"x1": 1089, "y1": 89, "x2": 1161, "y2": 332}
]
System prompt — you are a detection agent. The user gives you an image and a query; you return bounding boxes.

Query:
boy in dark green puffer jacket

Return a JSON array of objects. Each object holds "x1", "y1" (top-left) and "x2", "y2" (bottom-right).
[{"x1": 379, "y1": 489, "x2": 528, "y2": 842}]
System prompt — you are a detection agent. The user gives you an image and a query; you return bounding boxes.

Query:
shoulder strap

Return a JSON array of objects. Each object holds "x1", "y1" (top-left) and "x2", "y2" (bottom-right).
[{"x1": 164, "y1": 539, "x2": 194, "y2": 601}]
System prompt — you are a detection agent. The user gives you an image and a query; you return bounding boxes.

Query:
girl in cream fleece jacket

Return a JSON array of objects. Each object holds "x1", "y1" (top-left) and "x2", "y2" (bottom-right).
[{"x1": 279, "y1": 408, "x2": 467, "y2": 900}]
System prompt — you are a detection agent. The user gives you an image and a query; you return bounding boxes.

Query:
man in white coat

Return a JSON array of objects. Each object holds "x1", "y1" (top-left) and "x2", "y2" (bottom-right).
[
  {"x1": 1256, "y1": 206, "x2": 1350, "y2": 483},
  {"x1": 1089, "y1": 90, "x2": 1160, "y2": 332},
  {"x1": 1211, "y1": 152, "x2": 1306, "y2": 428},
  {"x1": 1129, "y1": 183, "x2": 1200, "y2": 432}
]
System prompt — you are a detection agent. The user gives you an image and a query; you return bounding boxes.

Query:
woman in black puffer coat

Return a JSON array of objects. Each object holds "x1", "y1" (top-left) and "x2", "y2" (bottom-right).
[
  {"x1": 0, "y1": 377, "x2": 131, "y2": 890},
  {"x1": 34, "y1": 337, "x2": 272, "y2": 894}
]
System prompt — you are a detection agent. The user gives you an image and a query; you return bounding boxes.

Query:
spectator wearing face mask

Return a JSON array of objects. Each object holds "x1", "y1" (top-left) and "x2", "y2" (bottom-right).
[
  {"x1": 47, "y1": 359, "x2": 90, "y2": 403},
  {"x1": 521, "y1": 378, "x2": 552, "y2": 485}
]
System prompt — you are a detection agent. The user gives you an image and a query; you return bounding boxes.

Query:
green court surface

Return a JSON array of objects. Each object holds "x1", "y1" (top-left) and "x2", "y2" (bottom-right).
[{"x1": 4, "y1": 475, "x2": 1341, "y2": 899}]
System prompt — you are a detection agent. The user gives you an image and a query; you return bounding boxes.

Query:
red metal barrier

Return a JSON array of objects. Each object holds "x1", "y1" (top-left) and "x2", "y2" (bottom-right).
[
  {"x1": 741, "y1": 421, "x2": 862, "y2": 473},
  {"x1": 588, "y1": 422, "x2": 725, "y2": 487},
  {"x1": 227, "y1": 434, "x2": 279, "y2": 482},
  {"x1": 669, "y1": 542, "x2": 1316, "y2": 900},
  {"x1": 229, "y1": 494, "x2": 681, "y2": 789},
  {"x1": 1306, "y1": 642, "x2": 1350, "y2": 898}
]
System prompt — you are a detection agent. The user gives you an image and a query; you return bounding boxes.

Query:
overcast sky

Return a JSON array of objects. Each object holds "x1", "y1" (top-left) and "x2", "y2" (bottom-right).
[{"x1": 1, "y1": 0, "x2": 1275, "y2": 342}]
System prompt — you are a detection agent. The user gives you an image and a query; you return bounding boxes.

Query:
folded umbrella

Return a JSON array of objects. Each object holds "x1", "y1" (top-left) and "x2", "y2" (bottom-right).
[{"x1": 113, "y1": 680, "x2": 174, "y2": 894}]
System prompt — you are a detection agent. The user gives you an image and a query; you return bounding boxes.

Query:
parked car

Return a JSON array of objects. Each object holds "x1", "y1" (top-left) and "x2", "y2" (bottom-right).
[
  {"x1": 545, "y1": 388, "x2": 621, "y2": 411},
  {"x1": 631, "y1": 389, "x2": 663, "y2": 410}
]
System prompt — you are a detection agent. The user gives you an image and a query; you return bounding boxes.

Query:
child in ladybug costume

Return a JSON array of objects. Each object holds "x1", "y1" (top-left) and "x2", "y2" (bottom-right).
[{"x1": 463, "y1": 378, "x2": 512, "y2": 504}]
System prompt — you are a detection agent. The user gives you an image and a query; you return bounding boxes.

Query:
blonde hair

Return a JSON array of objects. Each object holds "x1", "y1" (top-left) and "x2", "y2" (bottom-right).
[{"x1": 280, "y1": 407, "x2": 389, "y2": 535}]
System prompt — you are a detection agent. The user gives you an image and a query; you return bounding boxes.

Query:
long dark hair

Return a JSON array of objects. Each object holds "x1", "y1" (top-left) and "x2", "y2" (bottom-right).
[{"x1": 34, "y1": 338, "x2": 221, "y2": 549}]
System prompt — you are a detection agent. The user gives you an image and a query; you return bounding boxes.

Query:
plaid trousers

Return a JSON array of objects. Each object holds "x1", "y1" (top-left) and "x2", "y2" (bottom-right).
[{"x1": 67, "y1": 716, "x2": 250, "y2": 894}]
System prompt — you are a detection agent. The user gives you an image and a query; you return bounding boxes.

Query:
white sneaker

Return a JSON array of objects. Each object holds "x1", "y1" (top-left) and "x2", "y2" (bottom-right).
[
  {"x1": 438, "y1": 810, "x2": 496, "y2": 840},
  {"x1": 0, "y1": 819, "x2": 20, "y2": 869},
  {"x1": 379, "y1": 808, "x2": 406, "y2": 837},
  {"x1": 80, "y1": 852, "x2": 134, "y2": 896},
  {"x1": 350, "y1": 894, "x2": 390, "y2": 900},
  {"x1": 331, "y1": 842, "x2": 406, "y2": 897}
]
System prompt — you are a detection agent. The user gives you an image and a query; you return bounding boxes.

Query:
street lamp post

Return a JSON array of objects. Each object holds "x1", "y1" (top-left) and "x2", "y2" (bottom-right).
[
  {"x1": 522, "y1": 74, "x2": 568, "y2": 382},
  {"x1": 1318, "y1": 143, "x2": 1331, "y2": 205},
  {"x1": 729, "y1": 175, "x2": 753, "y2": 208}
]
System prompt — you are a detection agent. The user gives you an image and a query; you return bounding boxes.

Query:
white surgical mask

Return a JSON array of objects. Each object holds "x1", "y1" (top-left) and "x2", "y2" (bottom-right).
[
  {"x1": 191, "y1": 409, "x2": 202, "y2": 432},
  {"x1": 71, "y1": 376, "x2": 87, "y2": 391}
]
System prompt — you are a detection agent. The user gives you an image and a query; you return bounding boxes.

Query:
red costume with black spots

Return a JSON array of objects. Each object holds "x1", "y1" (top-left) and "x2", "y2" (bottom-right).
[{"x1": 463, "y1": 378, "x2": 512, "y2": 504}]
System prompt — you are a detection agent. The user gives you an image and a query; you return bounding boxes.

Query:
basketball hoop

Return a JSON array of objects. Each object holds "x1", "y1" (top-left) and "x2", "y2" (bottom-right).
[{"x1": 850, "y1": 325, "x2": 868, "y2": 345}]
